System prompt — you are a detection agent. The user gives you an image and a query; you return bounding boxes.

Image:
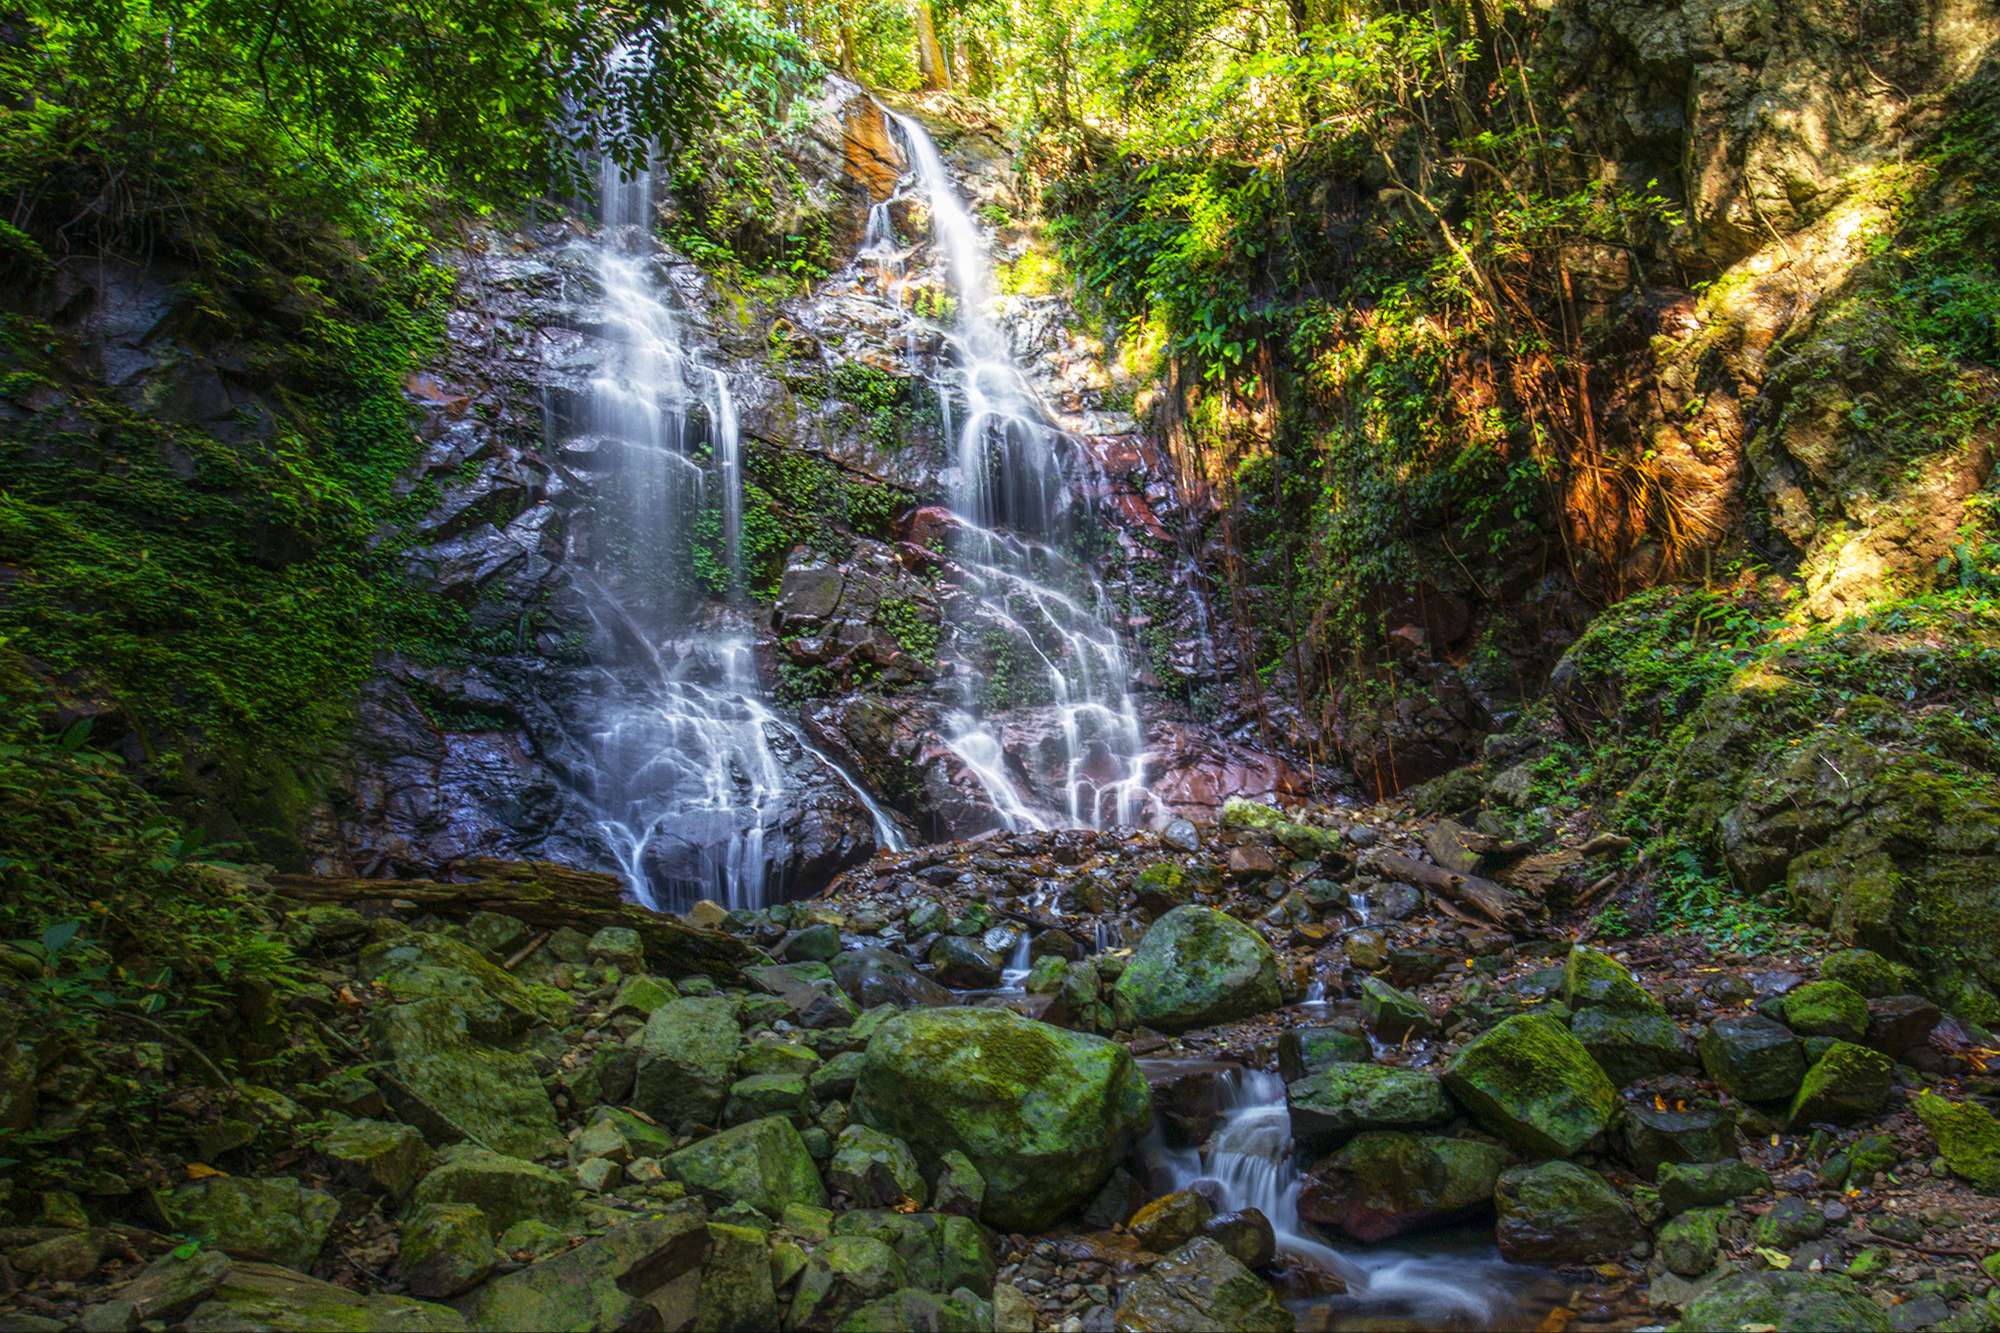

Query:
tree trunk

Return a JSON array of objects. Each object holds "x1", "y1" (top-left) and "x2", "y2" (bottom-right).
[{"x1": 915, "y1": 0, "x2": 949, "y2": 90}]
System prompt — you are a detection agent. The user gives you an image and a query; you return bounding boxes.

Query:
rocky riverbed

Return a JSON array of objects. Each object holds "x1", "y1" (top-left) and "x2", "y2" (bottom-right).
[{"x1": 7, "y1": 796, "x2": 2000, "y2": 1331}]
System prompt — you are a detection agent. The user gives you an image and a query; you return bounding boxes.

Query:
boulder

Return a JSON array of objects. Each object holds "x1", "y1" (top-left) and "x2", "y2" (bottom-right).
[
  {"x1": 1112, "y1": 906, "x2": 1282, "y2": 1032},
  {"x1": 102, "y1": 1250, "x2": 233, "y2": 1324},
  {"x1": 830, "y1": 1209, "x2": 996, "y2": 1295},
  {"x1": 927, "y1": 936, "x2": 1005, "y2": 988},
  {"x1": 1678, "y1": 1271, "x2": 1891, "y2": 1332},
  {"x1": 1697, "y1": 1015, "x2": 1806, "y2": 1102},
  {"x1": 1864, "y1": 995, "x2": 1940, "y2": 1056},
  {"x1": 831, "y1": 948, "x2": 954, "y2": 1009},
  {"x1": 1277, "y1": 1027, "x2": 1371, "y2": 1082},
  {"x1": 828, "y1": 1125, "x2": 927, "y2": 1208},
  {"x1": 724, "y1": 1073, "x2": 813, "y2": 1128},
  {"x1": 371, "y1": 997, "x2": 564, "y2": 1158},
  {"x1": 746, "y1": 962, "x2": 861, "y2": 1029},
  {"x1": 1127, "y1": 1190, "x2": 1214, "y2": 1254},
  {"x1": 1442, "y1": 1013, "x2": 1615, "y2": 1156},
  {"x1": 399, "y1": 1203, "x2": 495, "y2": 1298},
  {"x1": 1780, "y1": 980, "x2": 1870, "y2": 1041},
  {"x1": 409, "y1": 1147, "x2": 575, "y2": 1234},
  {"x1": 1111, "y1": 1237, "x2": 1293, "y2": 1332},
  {"x1": 160, "y1": 1177, "x2": 338, "y2": 1271},
  {"x1": 1617, "y1": 1098, "x2": 1737, "y2": 1179},
  {"x1": 1200, "y1": 1209, "x2": 1277, "y2": 1271},
  {"x1": 1658, "y1": 1206, "x2": 1727, "y2": 1277},
  {"x1": 1915, "y1": 1091, "x2": 2000, "y2": 1191},
  {"x1": 634, "y1": 995, "x2": 743, "y2": 1131},
  {"x1": 1286, "y1": 1064, "x2": 1451, "y2": 1154},
  {"x1": 931, "y1": 1151, "x2": 985, "y2": 1219},
  {"x1": 1789, "y1": 1041, "x2": 1894, "y2": 1126},
  {"x1": 1656, "y1": 1159, "x2": 1770, "y2": 1215},
  {"x1": 696, "y1": 1222, "x2": 779, "y2": 1333},
  {"x1": 665, "y1": 1114, "x2": 827, "y2": 1218},
  {"x1": 457, "y1": 1210, "x2": 712, "y2": 1331},
  {"x1": 1492, "y1": 1161, "x2": 1643, "y2": 1264},
  {"x1": 1569, "y1": 1008, "x2": 1694, "y2": 1085},
  {"x1": 1562, "y1": 946, "x2": 1658, "y2": 1013},
  {"x1": 181, "y1": 1262, "x2": 466, "y2": 1331},
  {"x1": 788, "y1": 1234, "x2": 908, "y2": 1330},
  {"x1": 1297, "y1": 1132, "x2": 1509, "y2": 1242},
  {"x1": 851, "y1": 1007, "x2": 1152, "y2": 1230},
  {"x1": 1821, "y1": 948, "x2": 1919, "y2": 999},
  {"x1": 1359, "y1": 976, "x2": 1433, "y2": 1040},
  {"x1": 320, "y1": 1117, "x2": 433, "y2": 1199}
]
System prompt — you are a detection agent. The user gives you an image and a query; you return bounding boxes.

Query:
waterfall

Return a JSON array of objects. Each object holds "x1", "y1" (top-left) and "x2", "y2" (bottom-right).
[
  {"x1": 883, "y1": 109, "x2": 1153, "y2": 833},
  {"x1": 564, "y1": 159, "x2": 899, "y2": 911}
]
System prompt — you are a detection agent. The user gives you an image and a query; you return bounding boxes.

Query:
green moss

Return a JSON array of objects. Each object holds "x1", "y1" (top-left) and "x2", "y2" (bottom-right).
[
  {"x1": 1780, "y1": 981, "x2": 1869, "y2": 1041},
  {"x1": 876, "y1": 597, "x2": 939, "y2": 666},
  {"x1": 1916, "y1": 1091, "x2": 2000, "y2": 1191},
  {"x1": 1442, "y1": 1012, "x2": 1616, "y2": 1157}
]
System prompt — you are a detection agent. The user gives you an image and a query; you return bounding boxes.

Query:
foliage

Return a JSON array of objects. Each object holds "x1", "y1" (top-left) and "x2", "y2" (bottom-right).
[{"x1": 877, "y1": 596, "x2": 940, "y2": 664}]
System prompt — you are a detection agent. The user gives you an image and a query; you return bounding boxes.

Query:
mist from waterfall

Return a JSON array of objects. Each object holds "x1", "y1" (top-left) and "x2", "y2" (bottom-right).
[{"x1": 883, "y1": 109, "x2": 1152, "y2": 833}]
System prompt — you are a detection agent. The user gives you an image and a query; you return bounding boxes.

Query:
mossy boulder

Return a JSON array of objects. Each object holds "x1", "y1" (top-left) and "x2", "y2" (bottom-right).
[
  {"x1": 1617, "y1": 1098, "x2": 1737, "y2": 1180},
  {"x1": 1112, "y1": 1236, "x2": 1293, "y2": 1332},
  {"x1": 666, "y1": 1114, "x2": 827, "y2": 1219},
  {"x1": 850, "y1": 1007, "x2": 1152, "y2": 1231},
  {"x1": 1698, "y1": 1015, "x2": 1806, "y2": 1102},
  {"x1": 788, "y1": 1234, "x2": 908, "y2": 1329},
  {"x1": 1443, "y1": 1013, "x2": 1616, "y2": 1156},
  {"x1": 1676, "y1": 1270, "x2": 1890, "y2": 1332},
  {"x1": 1656, "y1": 1159, "x2": 1770, "y2": 1215},
  {"x1": 1286, "y1": 1064, "x2": 1451, "y2": 1154},
  {"x1": 1781, "y1": 980, "x2": 1870, "y2": 1041},
  {"x1": 399, "y1": 1202, "x2": 495, "y2": 1299},
  {"x1": 457, "y1": 1210, "x2": 712, "y2": 1331},
  {"x1": 1562, "y1": 946, "x2": 1660, "y2": 1013},
  {"x1": 409, "y1": 1146, "x2": 575, "y2": 1234},
  {"x1": 1790, "y1": 1041, "x2": 1894, "y2": 1126},
  {"x1": 160, "y1": 1177, "x2": 338, "y2": 1271},
  {"x1": 1659, "y1": 1206, "x2": 1728, "y2": 1277},
  {"x1": 1493, "y1": 1161, "x2": 1643, "y2": 1264},
  {"x1": 1916, "y1": 1091, "x2": 2000, "y2": 1191},
  {"x1": 1112, "y1": 906, "x2": 1281, "y2": 1031},
  {"x1": 634, "y1": 994, "x2": 743, "y2": 1131},
  {"x1": 1359, "y1": 976, "x2": 1433, "y2": 1040},
  {"x1": 320, "y1": 1117, "x2": 432, "y2": 1199},
  {"x1": 723, "y1": 1072, "x2": 812, "y2": 1128},
  {"x1": 827, "y1": 1125, "x2": 927, "y2": 1208},
  {"x1": 182, "y1": 1262, "x2": 467, "y2": 1331},
  {"x1": 1278, "y1": 1027, "x2": 1372, "y2": 1081},
  {"x1": 836, "y1": 1289, "x2": 989, "y2": 1332},
  {"x1": 830, "y1": 1209, "x2": 996, "y2": 1295},
  {"x1": 358, "y1": 933, "x2": 570, "y2": 1036},
  {"x1": 1822, "y1": 948, "x2": 1921, "y2": 999},
  {"x1": 1296, "y1": 1132, "x2": 1509, "y2": 1242},
  {"x1": 1570, "y1": 1008, "x2": 1695, "y2": 1085},
  {"x1": 370, "y1": 997, "x2": 565, "y2": 1159},
  {"x1": 696, "y1": 1222, "x2": 779, "y2": 1333}
]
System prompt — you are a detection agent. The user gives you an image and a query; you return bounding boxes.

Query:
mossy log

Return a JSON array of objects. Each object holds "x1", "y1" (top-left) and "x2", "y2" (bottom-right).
[{"x1": 270, "y1": 858, "x2": 763, "y2": 980}]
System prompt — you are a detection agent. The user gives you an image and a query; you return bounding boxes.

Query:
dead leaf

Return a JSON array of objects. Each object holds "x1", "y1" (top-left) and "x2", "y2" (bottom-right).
[
  {"x1": 1534, "y1": 1306, "x2": 1574, "y2": 1333},
  {"x1": 892, "y1": 1194, "x2": 922, "y2": 1214},
  {"x1": 185, "y1": 1162, "x2": 227, "y2": 1180},
  {"x1": 1754, "y1": 1246, "x2": 1791, "y2": 1269}
]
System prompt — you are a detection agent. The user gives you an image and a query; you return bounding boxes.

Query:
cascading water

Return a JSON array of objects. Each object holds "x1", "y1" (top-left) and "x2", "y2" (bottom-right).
[
  {"x1": 1148, "y1": 1067, "x2": 1538, "y2": 1327},
  {"x1": 564, "y1": 159, "x2": 901, "y2": 912},
  {"x1": 882, "y1": 110, "x2": 1153, "y2": 833}
]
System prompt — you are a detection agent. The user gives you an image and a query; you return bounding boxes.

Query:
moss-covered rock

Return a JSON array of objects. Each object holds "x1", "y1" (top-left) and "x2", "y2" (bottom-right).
[
  {"x1": 1789, "y1": 1041, "x2": 1894, "y2": 1126},
  {"x1": 788, "y1": 1234, "x2": 908, "y2": 1329},
  {"x1": 1781, "y1": 980, "x2": 1870, "y2": 1041},
  {"x1": 1656, "y1": 1159, "x2": 1770, "y2": 1215},
  {"x1": 829, "y1": 1209, "x2": 996, "y2": 1295},
  {"x1": 1493, "y1": 1161, "x2": 1643, "y2": 1264},
  {"x1": 835, "y1": 1289, "x2": 989, "y2": 1333},
  {"x1": 371, "y1": 996, "x2": 565, "y2": 1159},
  {"x1": 1278, "y1": 1027, "x2": 1372, "y2": 1081},
  {"x1": 1698, "y1": 1015, "x2": 1806, "y2": 1102},
  {"x1": 1822, "y1": 948, "x2": 1921, "y2": 999},
  {"x1": 827, "y1": 1125, "x2": 926, "y2": 1208},
  {"x1": 1112, "y1": 906, "x2": 1281, "y2": 1032},
  {"x1": 1359, "y1": 976, "x2": 1433, "y2": 1040},
  {"x1": 409, "y1": 1146, "x2": 576, "y2": 1234},
  {"x1": 1562, "y1": 946, "x2": 1660, "y2": 1014},
  {"x1": 1127, "y1": 1189, "x2": 1215, "y2": 1255},
  {"x1": 457, "y1": 1210, "x2": 712, "y2": 1331},
  {"x1": 1296, "y1": 1132, "x2": 1509, "y2": 1242},
  {"x1": 1617, "y1": 1098, "x2": 1737, "y2": 1180},
  {"x1": 358, "y1": 933, "x2": 571, "y2": 1036},
  {"x1": 850, "y1": 1007, "x2": 1152, "y2": 1231},
  {"x1": 696, "y1": 1222, "x2": 779, "y2": 1333},
  {"x1": 1916, "y1": 1091, "x2": 2000, "y2": 1191},
  {"x1": 724, "y1": 1072, "x2": 812, "y2": 1128},
  {"x1": 634, "y1": 994, "x2": 743, "y2": 1132},
  {"x1": 1675, "y1": 1270, "x2": 1890, "y2": 1332},
  {"x1": 1442, "y1": 1013, "x2": 1615, "y2": 1156},
  {"x1": 1570, "y1": 1008, "x2": 1695, "y2": 1085},
  {"x1": 666, "y1": 1114, "x2": 825, "y2": 1219},
  {"x1": 320, "y1": 1117, "x2": 432, "y2": 1199},
  {"x1": 1286, "y1": 1064, "x2": 1451, "y2": 1154},
  {"x1": 399, "y1": 1202, "x2": 495, "y2": 1299},
  {"x1": 1659, "y1": 1206, "x2": 1727, "y2": 1276},
  {"x1": 182, "y1": 1262, "x2": 467, "y2": 1331},
  {"x1": 160, "y1": 1177, "x2": 338, "y2": 1271},
  {"x1": 1112, "y1": 1236, "x2": 1293, "y2": 1332}
]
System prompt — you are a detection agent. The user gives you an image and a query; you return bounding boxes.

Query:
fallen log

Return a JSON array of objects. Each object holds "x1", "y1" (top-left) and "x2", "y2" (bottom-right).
[
  {"x1": 1372, "y1": 851, "x2": 1534, "y2": 929},
  {"x1": 269, "y1": 858, "x2": 764, "y2": 980}
]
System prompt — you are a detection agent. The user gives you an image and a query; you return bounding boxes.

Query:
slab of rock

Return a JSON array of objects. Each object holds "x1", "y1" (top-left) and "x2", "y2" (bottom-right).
[
  {"x1": 695, "y1": 1221, "x2": 778, "y2": 1333},
  {"x1": 321, "y1": 1117, "x2": 433, "y2": 1199},
  {"x1": 634, "y1": 994, "x2": 743, "y2": 1131},
  {"x1": 1679, "y1": 1271, "x2": 1890, "y2": 1331},
  {"x1": 1915, "y1": 1091, "x2": 2000, "y2": 1190},
  {"x1": 409, "y1": 1146, "x2": 575, "y2": 1234},
  {"x1": 830, "y1": 1209, "x2": 996, "y2": 1296},
  {"x1": 1699, "y1": 1015, "x2": 1807, "y2": 1103},
  {"x1": 1287, "y1": 1064, "x2": 1451, "y2": 1155},
  {"x1": 457, "y1": 1209, "x2": 711, "y2": 1331},
  {"x1": 160, "y1": 1177, "x2": 338, "y2": 1272},
  {"x1": 1493, "y1": 1161, "x2": 1643, "y2": 1263},
  {"x1": 665, "y1": 1114, "x2": 828, "y2": 1218},
  {"x1": 1789, "y1": 1041, "x2": 1893, "y2": 1126},
  {"x1": 399, "y1": 1203, "x2": 495, "y2": 1299},
  {"x1": 827, "y1": 1125, "x2": 926, "y2": 1208},
  {"x1": 851, "y1": 1007, "x2": 1152, "y2": 1230},
  {"x1": 181, "y1": 1262, "x2": 466, "y2": 1331},
  {"x1": 372, "y1": 997, "x2": 565, "y2": 1159}
]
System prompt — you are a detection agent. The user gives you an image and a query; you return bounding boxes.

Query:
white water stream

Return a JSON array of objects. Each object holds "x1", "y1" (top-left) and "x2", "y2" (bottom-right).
[
  {"x1": 883, "y1": 110, "x2": 1153, "y2": 833},
  {"x1": 1148, "y1": 1067, "x2": 1531, "y2": 1327}
]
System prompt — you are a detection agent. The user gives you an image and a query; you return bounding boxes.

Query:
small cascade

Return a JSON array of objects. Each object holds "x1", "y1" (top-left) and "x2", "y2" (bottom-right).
[
  {"x1": 566, "y1": 156, "x2": 897, "y2": 911},
  {"x1": 999, "y1": 932, "x2": 1034, "y2": 991},
  {"x1": 882, "y1": 109, "x2": 1152, "y2": 833},
  {"x1": 1148, "y1": 1067, "x2": 1529, "y2": 1326}
]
